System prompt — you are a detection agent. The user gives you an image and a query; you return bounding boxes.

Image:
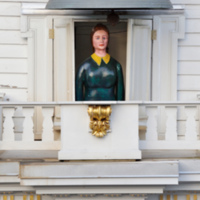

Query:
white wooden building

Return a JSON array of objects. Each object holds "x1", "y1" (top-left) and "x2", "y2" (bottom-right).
[{"x1": 0, "y1": 0, "x2": 200, "y2": 199}]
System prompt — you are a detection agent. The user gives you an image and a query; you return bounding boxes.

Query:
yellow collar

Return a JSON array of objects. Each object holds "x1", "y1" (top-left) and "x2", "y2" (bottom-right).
[{"x1": 91, "y1": 53, "x2": 110, "y2": 66}]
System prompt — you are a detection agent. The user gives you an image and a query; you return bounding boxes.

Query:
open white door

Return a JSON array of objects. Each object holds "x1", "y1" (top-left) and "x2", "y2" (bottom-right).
[
  {"x1": 126, "y1": 19, "x2": 152, "y2": 101},
  {"x1": 126, "y1": 19, "x2": 152, "y2": 134},
  {"x1": 53, "y1": 17, "x2": 74, "y2": 131},
  {"x1": 27, "y1": 16, "x2": 53, "y2": 138},
  {"x1": 54, "y1": 17, "x2": 75, "y2": 102}
]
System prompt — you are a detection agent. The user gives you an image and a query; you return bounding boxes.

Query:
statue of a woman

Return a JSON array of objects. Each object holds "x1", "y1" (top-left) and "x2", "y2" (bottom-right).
[{"x1": 76, "y1": 23, "x2": 125, "y2": 101}]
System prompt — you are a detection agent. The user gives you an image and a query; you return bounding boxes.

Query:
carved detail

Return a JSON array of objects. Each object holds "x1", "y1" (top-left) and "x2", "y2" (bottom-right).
[{"x1": 88, "y1": 105, "x2": 112, "y2": 138}]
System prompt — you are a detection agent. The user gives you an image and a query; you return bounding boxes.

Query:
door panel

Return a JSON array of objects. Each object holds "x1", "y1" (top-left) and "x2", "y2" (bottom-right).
[
  {"x1": 53, "y1": 17, "x2": 74, "y2": 131},
  {"x1": 27, "y1": 16, "x2": 53, "y2": 138},
  {"x1": 126, "y1": 19, "x2": 152, "y2": 101},
  {"x1": 126, "y1": 19, "x2": 152, "y2": 136},
  {"x1": 54, "y1": 18, "x2": 75, "y2": 102}
]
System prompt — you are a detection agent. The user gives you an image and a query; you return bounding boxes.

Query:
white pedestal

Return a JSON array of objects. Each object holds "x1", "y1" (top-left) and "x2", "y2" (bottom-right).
[{"x1": 58, "y1": 102, "x2": 141, "y2": 160}]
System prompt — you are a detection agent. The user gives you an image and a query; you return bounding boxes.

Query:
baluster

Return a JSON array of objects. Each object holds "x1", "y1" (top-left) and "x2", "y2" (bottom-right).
[
  {"x1": 146, "y1": 106, "x2": 158, "y2": 140},
  {"x1": 42, "y1": 107, "x2": 54, "y2": 141},
  {"x1": 185, "y1": 106, "x2": 197, "y2": 141},
  {"x1": 22, "y1": 107, "x2": 34, "y2": 141},
  {"x1": 2, "y1": 107, "x2": 15, "y2": 141},
  {"x1": 165, "y1": 106, "x2": 177, "y2": 141}
]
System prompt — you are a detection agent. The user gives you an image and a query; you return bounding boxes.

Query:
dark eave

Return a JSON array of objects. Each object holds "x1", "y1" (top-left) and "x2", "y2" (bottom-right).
[{"x1": 46, "y1": 0, "x2": 173, "y2": 10}]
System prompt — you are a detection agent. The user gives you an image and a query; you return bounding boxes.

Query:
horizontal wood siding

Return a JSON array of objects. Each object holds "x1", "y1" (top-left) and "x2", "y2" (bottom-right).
[
  {"x1": 177, "y1": 1, "x2": 200, "y2": 101},
  {"x1": 0, "y1": 45, "x2": 27, "y2": 58},
  {"x1": 0, "y1": 31, "x2": 27, "y2": 44},
  {"x1": 0, "y1": 89, "x2": 28, "y2": 101},
  {"x1": 178, "y1": 76, "x2": 200, "y2": 90},
  {"x1": 178, "y1": 91, "x2": 200, "y2": 101},
  {"x1": 0, "y1": 74, "x2": 27, "y2": 88},
  {"x1": 0, "y1": 17, "x2": 20, "y2": 30},
  {"x1": 0, "y1": 2, "x2": 20, "y2": 16},
  {"x1": 0, "y1": 59, "x2": 27, "y2": 73},
  {"x1": 178, "y1": 61, "x2": 200, "y2": 74},
  {"x1": 0, "y1": 2, "x2": 28, "y2": 101}
]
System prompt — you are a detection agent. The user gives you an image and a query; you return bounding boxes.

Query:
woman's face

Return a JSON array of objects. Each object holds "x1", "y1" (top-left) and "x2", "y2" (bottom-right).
[{"x1": 92, "y1": 30, "x2": 109, "y2": 52}]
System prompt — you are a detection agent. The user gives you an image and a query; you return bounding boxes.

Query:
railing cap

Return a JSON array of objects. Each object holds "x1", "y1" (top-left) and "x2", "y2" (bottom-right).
[{"x1": 0, "y1": 101, "x2": 200, "y2": 107}]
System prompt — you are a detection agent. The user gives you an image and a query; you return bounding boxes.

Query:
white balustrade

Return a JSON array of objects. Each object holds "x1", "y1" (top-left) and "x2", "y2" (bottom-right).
[
  {"x1": 2, "y1": 107, "x2": 15, "y2": 141},
  {"x1": 42, "y1": 107, "x2": 54, "y2": 141},
  {"x1": 140, "y1": 103, "x2": 200, "y2": 153},
  {"x1": 0, "y1": 102, "x2": 200, "y2": 156},
  {"x1": 165, "y1": 106, "x2": 177, "y2": 141},
  {"x1": 22, "y1": 107, "x2": 34, "y2": 141},
  {"x1": 145, "y1": 106, "x2": 158, "y2": 141},
  {"x1": 0, "y1": 103, "x2": 60, "y2": 152},
  {"x1": 1, "y1": 105, "x2": 57, "y2": 143},
  {"x1": 185, "y1": 106, "x2": 197, "y2": 141}
]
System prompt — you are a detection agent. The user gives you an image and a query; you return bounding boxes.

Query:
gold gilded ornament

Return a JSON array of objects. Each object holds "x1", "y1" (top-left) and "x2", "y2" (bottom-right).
[{"x1": 88, "y1": 105, "x2": 112, "y2": 138}]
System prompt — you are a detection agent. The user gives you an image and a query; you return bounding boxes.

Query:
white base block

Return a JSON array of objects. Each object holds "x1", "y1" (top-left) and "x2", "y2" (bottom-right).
[
  {"x1": 59, "y1": 150, "x2": 141, "y2": 160},
  {"x1": 59, "y1": 103, "x2": 141, "y2": 160}
]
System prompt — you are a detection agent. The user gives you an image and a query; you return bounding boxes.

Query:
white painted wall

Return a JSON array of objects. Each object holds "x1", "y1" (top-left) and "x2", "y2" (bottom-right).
[
  {"x1": 0, "y1": 0, "x2": 195, "y2": 141},
  {"x1": 170, "y1": 0, "x2": 200, "y2": 101},
  {"x1": 0, "y1": 0, "x2": 199, "y2": 103},
  {"x1": 0, "y1": 0, "x2": 48, "y2": 102},
  {"x1": 0, "y1": 1, "x2": 200, "y2": 198},
  {"x1": 0, "y1": 2, "x2": 199, "y2": 200},
  {"x1": 0, "y1": 2, "x2": 27, "y2": 101}
]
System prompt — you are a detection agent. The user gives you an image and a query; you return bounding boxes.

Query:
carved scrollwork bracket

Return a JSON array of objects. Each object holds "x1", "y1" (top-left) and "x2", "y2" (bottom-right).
[{"x1": 88, "y1": 105, "x2": 112, "y2": 138}]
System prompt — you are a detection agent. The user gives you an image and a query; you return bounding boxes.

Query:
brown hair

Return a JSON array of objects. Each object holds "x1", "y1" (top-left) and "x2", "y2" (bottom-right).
[{"x1": 91, "y1": 23, "x2": 110, "y2": 52}]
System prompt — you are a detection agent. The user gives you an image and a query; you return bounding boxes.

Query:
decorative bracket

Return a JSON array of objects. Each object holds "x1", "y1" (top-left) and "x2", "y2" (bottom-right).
[{"x1": 88, "y1": 105, "x2": 112, "y2": 138}]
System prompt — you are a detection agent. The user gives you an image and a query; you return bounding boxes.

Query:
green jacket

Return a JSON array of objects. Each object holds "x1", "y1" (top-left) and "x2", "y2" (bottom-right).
[{"x1": 76, "y1": 54, "x2": 125, "y2": 101}]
